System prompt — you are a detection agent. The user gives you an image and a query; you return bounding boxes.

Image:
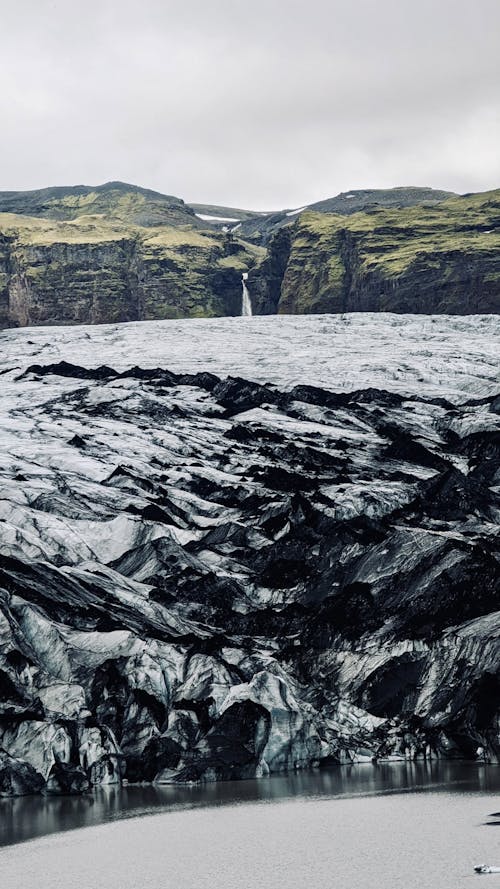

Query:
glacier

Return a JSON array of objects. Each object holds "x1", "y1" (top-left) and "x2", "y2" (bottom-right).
[{"x1": 0, "y1": 312, "x2": 498, "y2": 795}]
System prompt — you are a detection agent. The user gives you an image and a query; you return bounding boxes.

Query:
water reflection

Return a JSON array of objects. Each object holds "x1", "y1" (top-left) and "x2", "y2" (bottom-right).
[{"x1": 1, "y1": 761, "x2": 499, "y2": 848}]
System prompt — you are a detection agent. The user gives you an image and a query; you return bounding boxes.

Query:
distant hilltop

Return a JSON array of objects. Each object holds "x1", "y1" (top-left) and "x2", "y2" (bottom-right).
[{"x1": 0, "y1": 181, "x2": 498, "y2": 327}]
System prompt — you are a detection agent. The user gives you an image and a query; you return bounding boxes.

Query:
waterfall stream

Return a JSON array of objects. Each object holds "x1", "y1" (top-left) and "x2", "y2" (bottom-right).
[{"x1": 241, "y1": 272, "x2": 252, "y2": 316}]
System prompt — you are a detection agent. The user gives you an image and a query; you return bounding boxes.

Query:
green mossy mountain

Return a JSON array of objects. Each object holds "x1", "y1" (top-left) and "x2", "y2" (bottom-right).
[
  {"x1": 0, "y1": 181, "x2": 498, "y2": 326},
  {"x1": 0, "y1": 181, "x2": 203, "y2": 228},
  {"x1": 0, "y1": 184, "x2": 264, "y2": 327},
  {"x1": 307, "y1": 185, "x2": 455, "y2": 216},
  {"x1": 212, "y1": 186, "x2": 456, "y2": 245},
  {"x1": 249, "y1": 190, "x2": 500, "y2": 315}
]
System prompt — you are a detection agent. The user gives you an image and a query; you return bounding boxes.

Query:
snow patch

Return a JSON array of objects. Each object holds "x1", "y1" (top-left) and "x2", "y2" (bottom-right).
[
  {"x1": 286, "y1": 207, "x2": 308, "y2": 217},
  {"x1": 195, "y1": 214, "x2": 240, "y2": 223}
]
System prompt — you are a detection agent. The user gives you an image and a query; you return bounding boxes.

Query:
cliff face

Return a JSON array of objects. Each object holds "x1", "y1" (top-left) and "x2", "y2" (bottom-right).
[
  {"x1": 0, "y1": 235, "x2": 11, "y2": 328},
  {"x1": 0, "y1": 317, "x2": 498, "y2": 795},
  {"x1": 0, "y1": 215, "x2": 262, "y2": 326},
  {"x1": 0, "y1": 183, "x2": 498, "y2": 326},
  {"x1": 251, "y1": 191, "x2": 500, "y2": 315},
  {"x1": 8, "y1": 239, "x2": 140, "y2": 326},
  {"x1": 247, "y1": 227, "x2": 292, "y2": 314},
  {"x1": 277, "y1": 192, "x2": 500, "y2": 314}
]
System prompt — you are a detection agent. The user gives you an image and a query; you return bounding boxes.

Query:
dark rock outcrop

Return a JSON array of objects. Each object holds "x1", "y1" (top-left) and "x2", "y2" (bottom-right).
[
  {"x1": 0, "y1": 751, "x2": 45, "y2": 797},
  {"x1": 45, "y1": 762, "x2": 90, "y2": 795},
  {"x1": 247, "y1": 227, "x2": 292, "y2": 314}
]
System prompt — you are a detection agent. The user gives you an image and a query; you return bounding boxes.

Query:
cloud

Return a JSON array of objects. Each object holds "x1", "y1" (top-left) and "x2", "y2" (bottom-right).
[{"x1": 1, "y1": 0, "x2": 499, "y2": 208}]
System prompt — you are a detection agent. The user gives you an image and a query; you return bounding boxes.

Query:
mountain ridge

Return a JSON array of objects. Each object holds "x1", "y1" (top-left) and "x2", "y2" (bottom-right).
[
  {"x1": 0, "y1": 181, "x2": 498, "y2": 327},
  {"x1": 0, "y1": 181, "x2": 202, "y2": 229},
  {"x1": 0, "y1": 180, "x2": 458, "y2": 222}
]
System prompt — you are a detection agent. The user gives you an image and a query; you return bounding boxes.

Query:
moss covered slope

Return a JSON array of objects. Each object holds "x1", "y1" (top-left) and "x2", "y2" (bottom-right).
[
  {"x1": 0, "y1": 182, "x2": 498, "y2": 326},
  {"x1": 0, "y1": 181, "x2": 205, "y2": 229},
  {"x1": 0, "y1": 208, "x2": 264, "y2": 327},
  {"x1": 250, "y1": 190, "x2": 500, "y2": 315}
]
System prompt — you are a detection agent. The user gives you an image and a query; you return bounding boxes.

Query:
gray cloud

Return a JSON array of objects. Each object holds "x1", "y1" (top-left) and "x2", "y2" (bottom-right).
[{"x1": 1, "y1": 0, "x2": 499, "y2": 209}]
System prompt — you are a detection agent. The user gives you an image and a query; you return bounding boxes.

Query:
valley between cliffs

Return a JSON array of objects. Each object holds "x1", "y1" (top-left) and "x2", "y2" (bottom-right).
[
  {"x1": 0, "y1": 314, "x2": 498, "y2": 796},
  {"x1": 0, "y1": 182, "x2": 498, "y2": 327}
]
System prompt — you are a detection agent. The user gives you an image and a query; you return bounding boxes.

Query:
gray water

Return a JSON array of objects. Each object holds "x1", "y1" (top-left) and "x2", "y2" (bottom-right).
[{"x1": 0, "y1": 763, "x2": 499, "y2": 888}]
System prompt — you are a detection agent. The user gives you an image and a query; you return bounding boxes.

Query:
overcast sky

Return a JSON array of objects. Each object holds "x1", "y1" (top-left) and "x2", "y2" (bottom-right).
[{"x1": 1, "y1": 0, "x2": 499, "y2": 210}]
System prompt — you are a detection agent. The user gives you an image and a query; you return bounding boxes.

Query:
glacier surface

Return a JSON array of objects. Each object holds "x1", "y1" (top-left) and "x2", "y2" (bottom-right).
[{"x1": 0, "y1": 313, "x2": 498, "y2": 794}]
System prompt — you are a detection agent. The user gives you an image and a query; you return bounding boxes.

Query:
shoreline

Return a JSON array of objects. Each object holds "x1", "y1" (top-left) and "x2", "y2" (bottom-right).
[
  {"x1": 1, "y1": 760, "x2": 498, "y2": 851},
  {"x1": 0, "y1": 780, "x2": 499, "y2": 889}
]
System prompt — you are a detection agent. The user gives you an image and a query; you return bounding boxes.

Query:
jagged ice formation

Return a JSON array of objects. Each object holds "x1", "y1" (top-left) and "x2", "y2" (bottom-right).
[{"x1": 0, "y1": 314, "x2": 499, "y2": 795}]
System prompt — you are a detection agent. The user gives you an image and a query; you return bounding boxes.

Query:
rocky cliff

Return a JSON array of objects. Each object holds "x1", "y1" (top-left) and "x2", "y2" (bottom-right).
[
  {"x1": 0, "y1": 210, "x2": 263, "y2": 327},
  {"x1": 0, "y1": 183, "x2": 498, "y2": 327},
  {"x1": 249, "y1": 191, "x2": 500, "y2": 315},
  {"x1": 0, "y1": 316, "x2": 498, "y2": 796}
]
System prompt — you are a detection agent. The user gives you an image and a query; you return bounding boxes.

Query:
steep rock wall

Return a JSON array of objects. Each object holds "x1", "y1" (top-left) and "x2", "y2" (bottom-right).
[
  {"x1": 8, "y1": 240, "x2": 141, "y2": 326},
  {"x1": 278, "y1": 231, "x2": 500, "y2": 315},
  {"x1": 0, "y1": 222, "x2": 259, "y2": 326},
  {"x1": 247, "y1": 226, "x2": 292, "y2": 314},
  {"x1": 0, "y1": 235, "x2": 12, "y2": 328},
  {"x1": 250, "y1": 193, "x2": 500, "y2": 315}
]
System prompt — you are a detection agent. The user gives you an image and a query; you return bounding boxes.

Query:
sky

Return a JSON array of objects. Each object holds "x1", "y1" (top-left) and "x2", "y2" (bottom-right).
[{"x1": 1, "y1": 0, "x2": 499, "y2": 210}]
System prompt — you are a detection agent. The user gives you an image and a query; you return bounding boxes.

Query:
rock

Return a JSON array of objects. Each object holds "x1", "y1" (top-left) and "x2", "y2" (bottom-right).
[
  {"x1": 251, "y1": 191, "x2": 500, "y2": 315},
  {"x1": 0, "y1": 750, "x2": 45, "y2": 797},
  {"x1": 45, "y1": 762, "x2": 90, "y2": 795},
  {"x1": 78, "y1": 726, "x2": 123, "y2": 786},
  {"x1": 217, "y1": 670, "x2": 322, "y2": 774},
  {"x1": 161, "y1": 701, "x2": 270, "y2": 783},
  {"x1": 1, "y1": 722, "x2": 73, "y2": 781}
]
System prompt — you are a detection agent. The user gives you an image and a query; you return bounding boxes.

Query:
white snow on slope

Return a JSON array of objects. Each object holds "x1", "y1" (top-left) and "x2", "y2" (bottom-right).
[{"x1": 195, "y1": 214, "x2": 240, "y2": 223}]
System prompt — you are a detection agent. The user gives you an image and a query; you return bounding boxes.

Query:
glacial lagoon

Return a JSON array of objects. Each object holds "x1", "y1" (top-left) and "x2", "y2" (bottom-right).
[{"x1": 1, "y1": 762, "x2": 499, "y2": 889}]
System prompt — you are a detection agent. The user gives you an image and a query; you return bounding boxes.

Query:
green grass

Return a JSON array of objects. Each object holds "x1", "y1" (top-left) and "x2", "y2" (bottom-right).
[
  {"x1": 0, "y1": 212, "x2": 128, "y2": 244},
  {"x1": 293, "y1": 189, "x2": 500, "y2": 277},
  {"x1": 143, "y1": 226, "x2": 219, "y2": 249}
]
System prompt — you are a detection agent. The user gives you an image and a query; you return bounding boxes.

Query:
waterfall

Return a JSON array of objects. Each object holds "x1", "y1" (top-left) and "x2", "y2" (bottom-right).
[{"x1": 241, "y1": 272, "x2": 252, "y2": 316}]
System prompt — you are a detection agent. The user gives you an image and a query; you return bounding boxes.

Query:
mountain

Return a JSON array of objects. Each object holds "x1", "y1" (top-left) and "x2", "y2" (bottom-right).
[
  {"x1": 0, "y1": 315, "x2": 498, "y2": 795},
  {"x1": 202, "y1": 186, "x2": 457, "y2": 244},
  {"x1": 0, "y1": 181, "x2": 203, "y2": 228},
  {"x1": 307, "y1": 185, "x2": 456, "y2": 215},
  {"x1": 0, "y1": 182, "x2": 498, "y2": 328},
  {"x1": 0, "y1": 182, "x2": 264, "y2": 327},
  {"x1": 188, "y1": 202, "x2": 261, "y2": 223},
  {"x1": 249, "y1": 190, "x2": 500, "y2": 315}
]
